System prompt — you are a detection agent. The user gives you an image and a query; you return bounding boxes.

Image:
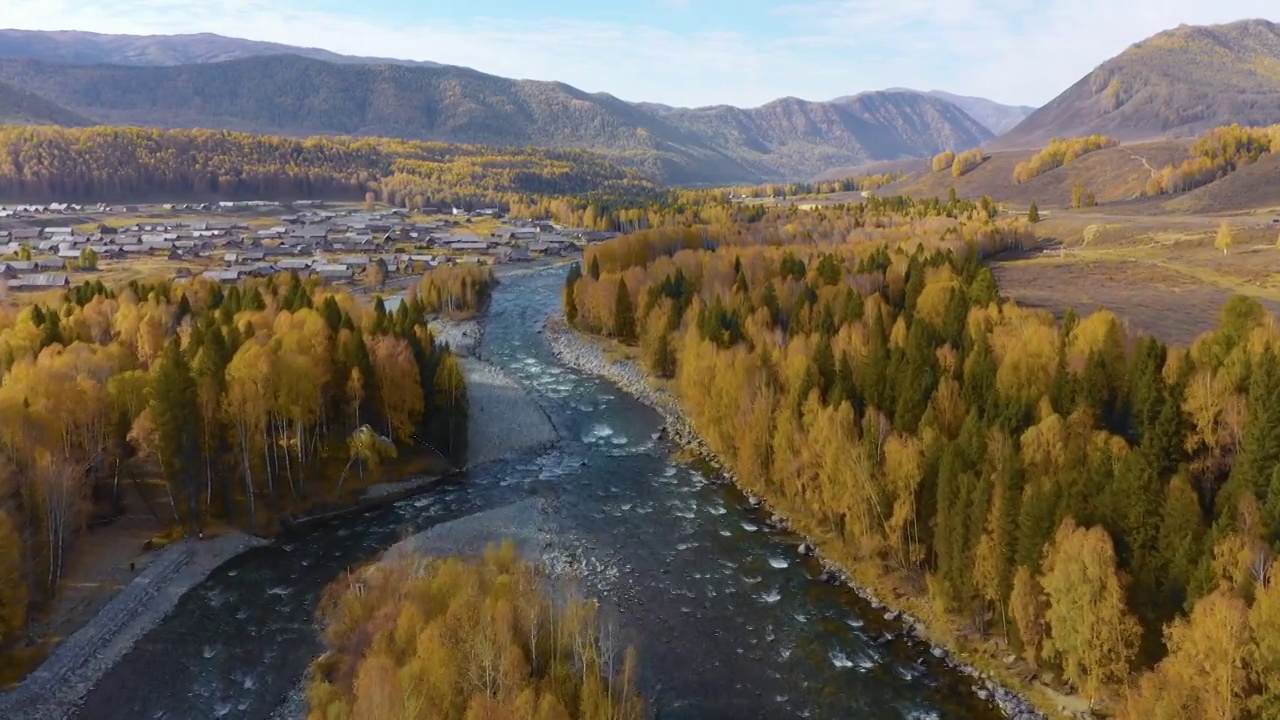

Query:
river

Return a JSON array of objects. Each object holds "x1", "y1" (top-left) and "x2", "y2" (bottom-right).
[{"x1": 72, "y1": 267, "x2": 1006, "y2": 720}]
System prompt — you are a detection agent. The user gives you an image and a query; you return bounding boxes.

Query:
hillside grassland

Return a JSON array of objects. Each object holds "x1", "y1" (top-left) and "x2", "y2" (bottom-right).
[
  {"x1": 1162, "y1": 151, "x2": 1280, "y2": 214},
  {"x1": 992, "y1": 19, "x2": 1280, "y2": 149},
  {"x1": 993, "y1": 214, "x2": 1280, "y2": 345},
  {"x1": 870, "y1": 140, "x2": 1193, "y2": 208}
]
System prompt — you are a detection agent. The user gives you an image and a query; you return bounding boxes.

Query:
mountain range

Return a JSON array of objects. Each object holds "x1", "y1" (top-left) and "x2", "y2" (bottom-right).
[
  {"x1": 0, "y1": 20, "x2": 1278, "y2": 184},
  {"x1": 0, "y1": 29, "x2": 444, "y2": 69},
  {"x1": 0, "y1": 49, "x2": 996, "y2": 185}
]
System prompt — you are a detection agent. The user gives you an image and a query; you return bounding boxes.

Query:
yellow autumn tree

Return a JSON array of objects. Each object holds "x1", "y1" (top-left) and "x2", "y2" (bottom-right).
[
  {"x1": 307, "y1": 544, "x2": 645, "y2": 720},
  {"x1": 1216, "y1": 222, "x2": 1235, "y2": 256},
  {"x1": 1040, "y1": 519, "x2": 1140, "y2": 706}
]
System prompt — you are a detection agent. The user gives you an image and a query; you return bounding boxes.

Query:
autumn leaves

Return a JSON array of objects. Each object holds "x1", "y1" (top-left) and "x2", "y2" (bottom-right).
[
  {"x1": 0, "y1": 266, "x2": 492, "y2": 660},
  {"x1": 307, "y1": 543, "x2": 645, "y2": 720},
  {"x1": 564, "y1": 192, "x2": 1280, "y2": 714},
  {"x1": 0, "y1": 126, "x2": 650, "y2": 220}
]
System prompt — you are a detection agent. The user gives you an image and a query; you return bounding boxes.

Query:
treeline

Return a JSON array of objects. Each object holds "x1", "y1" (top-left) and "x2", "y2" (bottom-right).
[
  {"x1": 566, "y1": 207, "x2": 1279, "y2": 714},
  {"x1": 0, "y1": 126, "x2": 655, "y2": 222},
  {"x1": 932, "y1": 149, "x2": 986, "y2": 177},
  {"x1": 307, "y1": 542, "x2": 645, "y2": 720},
  {"x1": 1013, "y1": 135, "x2": 1120, "y2": 184},
  {"x1": 0, "y1": 271, "x2": 469, "y2": 653},
  {"x1": 1144, "y1": 123, "x2": 1280, "y2": 196},
  {"x1": 502, "y1": 174, "x2": 900, "y2": 235},
  {"x1": 719, "y1": 173, "x2": 902, "y2": 198}
]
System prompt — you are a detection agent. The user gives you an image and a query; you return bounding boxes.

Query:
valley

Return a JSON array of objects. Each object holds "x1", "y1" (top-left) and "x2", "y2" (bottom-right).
[{"x1": 3, "y1": 12, "x2": 1280, "y2": 720}]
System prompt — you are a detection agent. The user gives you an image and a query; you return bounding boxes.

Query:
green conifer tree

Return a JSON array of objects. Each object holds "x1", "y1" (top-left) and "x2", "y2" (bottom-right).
[{"x1": 614, "y1": 278, "x2": 636, "y2": 342}]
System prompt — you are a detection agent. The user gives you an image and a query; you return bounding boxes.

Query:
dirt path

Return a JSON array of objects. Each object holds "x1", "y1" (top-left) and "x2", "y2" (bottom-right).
[
  {"x1": 0, "y1": 532, "x2": 267, "y2": 720},
  {"x1": 1127, "y1": 150, "x2": 1158, "y2": 179},
  {"x1": 33, "y1": 483, "x2": 165, "y2": 652}
]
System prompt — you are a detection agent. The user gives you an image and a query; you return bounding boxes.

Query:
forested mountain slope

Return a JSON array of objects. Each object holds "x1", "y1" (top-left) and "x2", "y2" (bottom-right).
[
  {"x1": 0, "y1": 126, "x2": 656, "y2": 211},
  {"x1": 565, "y1": 196, "x2": 1280, "y2": 718},
  {"x1": 0, "y1": 79, "x2": 91, "y2": 126},
  {"x1": 996, "y1": 18, "x2": 1280, "y2": 149},
  {"x1": 0, "y1": 55, "x2": 993, "y2": 184}
]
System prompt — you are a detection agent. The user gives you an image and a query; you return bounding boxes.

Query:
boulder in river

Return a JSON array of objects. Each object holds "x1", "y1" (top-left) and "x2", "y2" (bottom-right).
[{"x1": 797, "y1": 542, "x2": 814, "y2": 557}]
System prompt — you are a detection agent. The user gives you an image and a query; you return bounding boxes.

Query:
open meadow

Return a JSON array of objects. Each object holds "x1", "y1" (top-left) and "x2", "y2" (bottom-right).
[{"x1": 992, "y1": 211, "x2": 1280, "y2": 345}]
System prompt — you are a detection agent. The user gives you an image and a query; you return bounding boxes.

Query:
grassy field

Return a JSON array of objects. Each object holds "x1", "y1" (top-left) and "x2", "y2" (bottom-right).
[{"x1": 993, "y1": 212, "x2": 1280, "y2": 345}]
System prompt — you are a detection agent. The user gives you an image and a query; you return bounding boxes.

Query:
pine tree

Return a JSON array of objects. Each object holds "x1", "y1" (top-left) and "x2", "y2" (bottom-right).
[
  {"x1": 893, "y1": 319, "x2": 939, "y2": 433},
  {"x1": 613, "y1": 278, "x2": 636, "y2": 343},
  {"x1": 1028, "y1": 201, "x2": 1040, "y2": 223},
  {"x1": 861, "y1": 310, "x2": 892, "y2": 413},
  {"x1": 1156, "y1": 474, "x2": 1206, "y2": 616},
  {"x1": 1229, "y1": 346, "x2": 1280, "y2": 505},
  {"x1": 563, "y1": 263, "x2": 581, "y2": 326},
  {"x1": 150, "y1": 338, "x2": 202, "y2": 529}
]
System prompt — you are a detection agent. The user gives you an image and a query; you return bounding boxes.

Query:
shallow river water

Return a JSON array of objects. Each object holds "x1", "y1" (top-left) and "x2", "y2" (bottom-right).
[{"x1": 73, "y1": 268, "x2": 1004, "y2": 720}]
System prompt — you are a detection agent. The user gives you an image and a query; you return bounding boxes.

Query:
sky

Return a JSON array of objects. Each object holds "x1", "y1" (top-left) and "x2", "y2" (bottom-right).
[{"x1": 2, "y1": 1, "x2": 1278, "y2": 108}]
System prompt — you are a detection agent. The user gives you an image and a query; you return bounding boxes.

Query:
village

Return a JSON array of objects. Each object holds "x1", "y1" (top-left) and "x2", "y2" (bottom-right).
[{"x1": 0, "y1": 200, "x2": 616, "y2": 292}]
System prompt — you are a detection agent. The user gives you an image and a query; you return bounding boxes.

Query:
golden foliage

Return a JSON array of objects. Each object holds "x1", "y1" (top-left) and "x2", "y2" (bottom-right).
[
  {"x1": 307, "y1": 544, "x2": 645, "y2": 720},
  {"x1": 951, "y1": 149, "x2": 986, "y2": 177},
  {"x1": 1013, "y1": 135, "x2": 1121, "y2": 184}
]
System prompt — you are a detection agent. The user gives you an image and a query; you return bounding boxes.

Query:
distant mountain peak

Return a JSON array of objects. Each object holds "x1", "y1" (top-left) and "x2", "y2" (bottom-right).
[
  {"x1": 0, "y1": 28, "x2": 443, "y2": 69},
  {"x1": 834, "y1": 88, "x2": 1035, "y2": 137}
]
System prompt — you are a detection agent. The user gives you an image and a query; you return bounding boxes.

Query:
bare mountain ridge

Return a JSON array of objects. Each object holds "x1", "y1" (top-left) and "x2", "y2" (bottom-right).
[
  {"x1": 996, "y1": 18, "x2": 1280, "y2": 149},
  {"x1": 836, "y1": 89, "x2": 1036, "y2": 136},
  {"x1": 0, "y1": 29, "x2": 444, "y2": 68},
  {"x1": 0, "y1": 54, "x2": 995, "y2": 184}
]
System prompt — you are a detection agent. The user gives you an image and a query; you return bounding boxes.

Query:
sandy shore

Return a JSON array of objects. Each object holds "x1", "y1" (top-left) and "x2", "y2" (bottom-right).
[{"x1": 0, "y1": 533, "x2": 268, "y2": 720}]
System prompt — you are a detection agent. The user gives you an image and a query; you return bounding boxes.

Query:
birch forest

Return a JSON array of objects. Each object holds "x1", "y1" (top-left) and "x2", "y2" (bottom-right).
[
  {"x1": 0, "y1": 266, "x2": 493, "y2": 658},
  {"x1": 565, "y1": 194, "x2": 1280, "y2": 716},
  {"x1": 307, "y1": 542, "x2": 645, "y2": 720}
]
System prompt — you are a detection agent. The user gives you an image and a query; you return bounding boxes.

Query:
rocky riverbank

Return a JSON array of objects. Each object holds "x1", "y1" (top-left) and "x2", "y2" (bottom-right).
[
  {"x1": 0, "y1": 532, "x2": 268, "y2": 720},
  {"x1": 543, "y1": 316, "x2": 1048, "y2": 720},
  {"x1": 430, "y1": 317, "x2": 483, "y2": 358}
]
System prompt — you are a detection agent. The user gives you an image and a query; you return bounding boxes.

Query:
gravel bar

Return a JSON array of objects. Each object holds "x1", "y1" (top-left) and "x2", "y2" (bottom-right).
[{"x1": 462, "y1": 357, "x2": 559, "y2": 467}]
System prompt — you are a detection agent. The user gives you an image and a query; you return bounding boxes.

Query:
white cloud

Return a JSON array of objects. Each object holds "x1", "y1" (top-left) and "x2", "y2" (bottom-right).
[{"x1": 0, "y1": 0, "x2": 1277, "y2": 108}]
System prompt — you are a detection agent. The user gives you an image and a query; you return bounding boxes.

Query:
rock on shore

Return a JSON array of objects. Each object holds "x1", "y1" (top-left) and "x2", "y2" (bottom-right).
[
  {"x1": 0, "y1": 533, "x2": 268, "y2": 720},
  {"x1": 542, "y1": 316, "x2": 1046, "y2": 720},
  {"x1": 430, "y1": 318, "x2": 483, "y2": 357}
]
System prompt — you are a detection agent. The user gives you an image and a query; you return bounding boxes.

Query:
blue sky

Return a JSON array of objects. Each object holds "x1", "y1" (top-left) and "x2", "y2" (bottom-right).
[{"x1": 4, "y1": 1, "x2": 1278, "y2": 108}]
